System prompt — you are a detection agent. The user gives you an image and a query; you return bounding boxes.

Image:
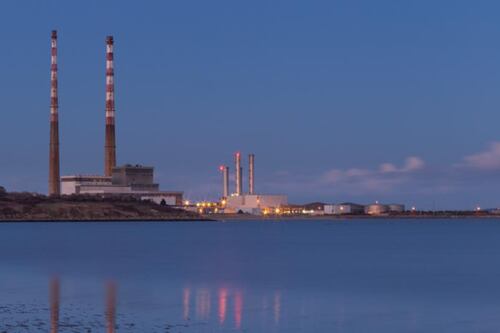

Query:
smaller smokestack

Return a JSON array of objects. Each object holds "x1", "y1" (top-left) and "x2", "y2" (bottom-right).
[
  {"x1": 220, "y1": 165, "x2": 229, "y2": 198},
  {"x1": 248, "y1": 154, "x2": 255, "y2": 195},
  {"x1": 235, "y1": 152, "x2": 242, "y2": 196}
]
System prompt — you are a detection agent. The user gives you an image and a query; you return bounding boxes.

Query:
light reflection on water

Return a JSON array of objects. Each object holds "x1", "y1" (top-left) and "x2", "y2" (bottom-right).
[
  {"x1": 217, "y1": 288, "x2": 227, "y2": 325},
  {"x1": 44, "y1": 278, "x2": 281, "y2": 332},
  {"x1": 182, "y1": 287, "x2": 190, "y2": 321},
  {"x1": 1, "y1": 220, "x2": 500, "y2": 332},
  {"x1": 184, "y1": 287, "x2": 249, "y2": 329}
]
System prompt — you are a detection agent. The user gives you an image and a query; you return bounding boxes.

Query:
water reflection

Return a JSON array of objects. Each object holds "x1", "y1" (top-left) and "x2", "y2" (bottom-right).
[
  {"x1": 49, "y1": 277, "x2": 59, "y2": 333},
  {"x1": 4, "y1": 220, "x2": 497, "y2": 332},
  {"x1": 274, "y1": 291, "x2": 281, "y2": 326},
  {"x1": 218, "y1": 288, "x2": 228, "y2": 325},
  {"x1": 183, "y1": 287, "x2": 190, "y2": 320},
  {"x1": 48, "y1": 278, "x2": 118, "y2": 333},
  {"x1": 106, "y1": 281, "x2": 117, "y2": 333},
  {"x1": 44, "y1": 279, "x2": 287, "y2": 331},
  {"x1": 234, "y1": 290, "x2": 243, "y2": 329},
  {"x1": 180, "y1": 286, "x2": 285, "y2": 330},
  {"x1": 196, "y1": 288, "x2": 211, "y2": 320}
]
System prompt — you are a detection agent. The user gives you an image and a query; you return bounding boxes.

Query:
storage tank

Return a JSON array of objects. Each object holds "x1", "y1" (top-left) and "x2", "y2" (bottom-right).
[
  {"x1": 364, "y1": 203, "x2": 389, "y2": 215},
  {"x1": 388, "y1": 204, "x2": 405, "y2": 213}
]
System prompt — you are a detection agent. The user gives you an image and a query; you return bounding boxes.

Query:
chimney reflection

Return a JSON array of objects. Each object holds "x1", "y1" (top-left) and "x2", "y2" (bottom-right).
[
  {"x1": 183, "y1": 288, "x2": 191, "y2": 320},
  {"x1": 234, "y1": 290, "x2": 243, "y2": 329},
  {"x1": 273, "y1": 291, "x2": 281, "y2": 325},
  {"x1": 196, "y1": 288, "x2": 211, "y2": 320},
  {"x1": 181, "y1": 286, "x2": 249, "y2": 329},
  {"x1": 49, "y1": 277, "x2": 60, "y2": 333},
  {"x1": 218, "y1": 288, "x2": 228, "y2": 325},
  {"x1": 106, "y1": 281, "x2": 117, "y2": 333}
]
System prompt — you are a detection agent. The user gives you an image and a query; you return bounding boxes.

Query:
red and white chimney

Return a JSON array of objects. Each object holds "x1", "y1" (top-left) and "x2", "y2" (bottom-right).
[
  {"x1": 48, "y1": 30, "x2": 60, "y2": 196},
  {"x1": 104, "y1": 36, "x2": 117, "y2": 177}
]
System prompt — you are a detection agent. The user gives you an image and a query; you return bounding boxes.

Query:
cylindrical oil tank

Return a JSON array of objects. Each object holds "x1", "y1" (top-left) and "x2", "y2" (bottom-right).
[{"x1": 364, "y1": 203, "x2": 389, "y2": 215}]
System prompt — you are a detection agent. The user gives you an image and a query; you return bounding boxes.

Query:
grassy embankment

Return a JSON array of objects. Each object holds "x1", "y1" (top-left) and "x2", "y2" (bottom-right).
[{"x1": 0, "y1": 189, "x2": 203, "y2": 222}]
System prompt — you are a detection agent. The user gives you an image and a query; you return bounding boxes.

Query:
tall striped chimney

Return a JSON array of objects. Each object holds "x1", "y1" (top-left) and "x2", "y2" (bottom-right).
[
  {"x1": 104, "y1": 36, "x2": 116, "y2": 177},
  {"x1": 48, "y1": 30, "x2": 61, "y2": 196},
  {"x1": 220, "y1": 165, "x2": 229, "y2": 198},
  {"x1": 248, "y1": 153, "x2": 255, "y2": 195},
  {"x1": 235, "y1": 152, "x2": 242, "y2": 196}
]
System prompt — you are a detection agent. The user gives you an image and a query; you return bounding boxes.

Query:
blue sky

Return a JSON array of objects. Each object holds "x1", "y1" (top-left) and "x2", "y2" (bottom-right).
[{"x1": 1, "y1": 0, "x2": 500, "y2": 209}]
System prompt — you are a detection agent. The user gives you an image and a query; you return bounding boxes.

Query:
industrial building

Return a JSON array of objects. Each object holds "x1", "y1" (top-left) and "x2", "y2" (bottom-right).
[
  {"x1": 365, "y1": 203, "x2": 405, "y2": 215},
  {"x1": 280, "y1": 203, "x2": 325, "y2": 216},
  {"x1": 324, "y1": 202, "x2": 406, "y2": 215},
  {"x1": 49, "y1": 31, "x2": 182, "y2": 204},
  {"x1": 61, "y1": 165, "x2": 182, "y2": 205},
  {"x1": 324, "y1": 203, "x2": 365, "y2": 215},
  {"x1": 225, "y1": 194, "x2": 288, "y2": 214},
  {"x1": 364, "y1": 203, "x2": 389, "y2": 215},
  {"x1": 219, "y1": 152, "x2": 288, "y2": 214}
]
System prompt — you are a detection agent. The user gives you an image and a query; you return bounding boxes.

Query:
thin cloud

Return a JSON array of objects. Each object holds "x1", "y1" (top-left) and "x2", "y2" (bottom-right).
[
  {"x1": 159, "y1": 144, "x2": 500, "y2": 209},
  {"x1": 322, "y1": 156, "x2": 425, "y2": 193},
  {"x1": 402, "y1": 156, "x2": 425, "y2": 172},
  {"x1": 456, "y1": 142, "x2": 500, "y2": 171}
]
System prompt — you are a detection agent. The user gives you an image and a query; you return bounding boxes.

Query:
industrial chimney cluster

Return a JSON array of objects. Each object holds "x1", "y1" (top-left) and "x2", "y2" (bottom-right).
[
  {"x1": 47, "y1": 30, "x2": 117, "y2": 196},
  {"x1": 48, "y1": 30, "x2": 183, "y2": 204},
  {"x1": 219, "y1": 152, "x2": 255, "y2": 199},
  {"x1": 218, "y1": 152, "x2": 288, "y2": 214}
]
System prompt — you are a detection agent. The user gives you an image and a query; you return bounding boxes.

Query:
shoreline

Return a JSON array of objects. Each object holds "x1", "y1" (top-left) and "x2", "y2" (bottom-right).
[
  {"x1": 0, "y1": 193, "x2": 205, "y2": 222},
  {"x1": 0, "y1": 217, "x2": 211, "y2": 223},
  {"x1": 1, "y1": 214, "x2": 499, "y2": 223},
  {"x1": 206, "y1": 213, "x2": 500, "y2": 221}
]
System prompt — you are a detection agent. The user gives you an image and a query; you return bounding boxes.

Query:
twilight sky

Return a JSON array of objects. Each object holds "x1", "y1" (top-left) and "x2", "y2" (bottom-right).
[{"x1": 1, "y1": 0, "x2": 500, "y2": 209}]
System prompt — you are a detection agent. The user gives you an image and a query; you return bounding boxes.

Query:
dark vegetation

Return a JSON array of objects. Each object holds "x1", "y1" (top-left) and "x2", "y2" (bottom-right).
[{"x1": 0, "y1": 190, "x2": 202, "y2": 221}]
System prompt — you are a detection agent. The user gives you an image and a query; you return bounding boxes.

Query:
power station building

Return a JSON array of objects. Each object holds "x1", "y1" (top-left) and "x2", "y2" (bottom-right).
[
  {"x1": 61, "y1": 165, "x2": 182, "y2": 205},
  {"x1": 225, "y1": 194, "x2": 288, "y2": 215},
  {"x1": 324, "y1": 203, "x2": 365, "y2": 215},
  {"x1": 220, "y1": 152, "x2": 288, "y2": 214},
  {"x1": 49, "y1": 31, "x2": 182, "y2": 205}
]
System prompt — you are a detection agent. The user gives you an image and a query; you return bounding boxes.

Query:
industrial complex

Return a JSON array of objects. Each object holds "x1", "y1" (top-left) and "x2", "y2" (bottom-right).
[
  {"x1": 45, "y1": 30, "x2": 407, "y2": 217},
  {"x1": 47, "y1": 31, "x2": 182, "y2": 205},
  {"x1": 218, "y1": 152, "x2": 288, "y2": 214}
]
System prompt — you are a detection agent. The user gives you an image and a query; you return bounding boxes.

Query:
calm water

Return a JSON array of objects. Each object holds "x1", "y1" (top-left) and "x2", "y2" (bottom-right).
[{"x1": 1, "y1": 219, "x2": 500, "y2": 332}]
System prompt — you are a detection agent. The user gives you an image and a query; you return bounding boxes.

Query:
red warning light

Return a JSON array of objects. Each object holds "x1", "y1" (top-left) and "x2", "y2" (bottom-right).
[{"x1": 219, "y1": 165, "x2": 224, "y2": 171}]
